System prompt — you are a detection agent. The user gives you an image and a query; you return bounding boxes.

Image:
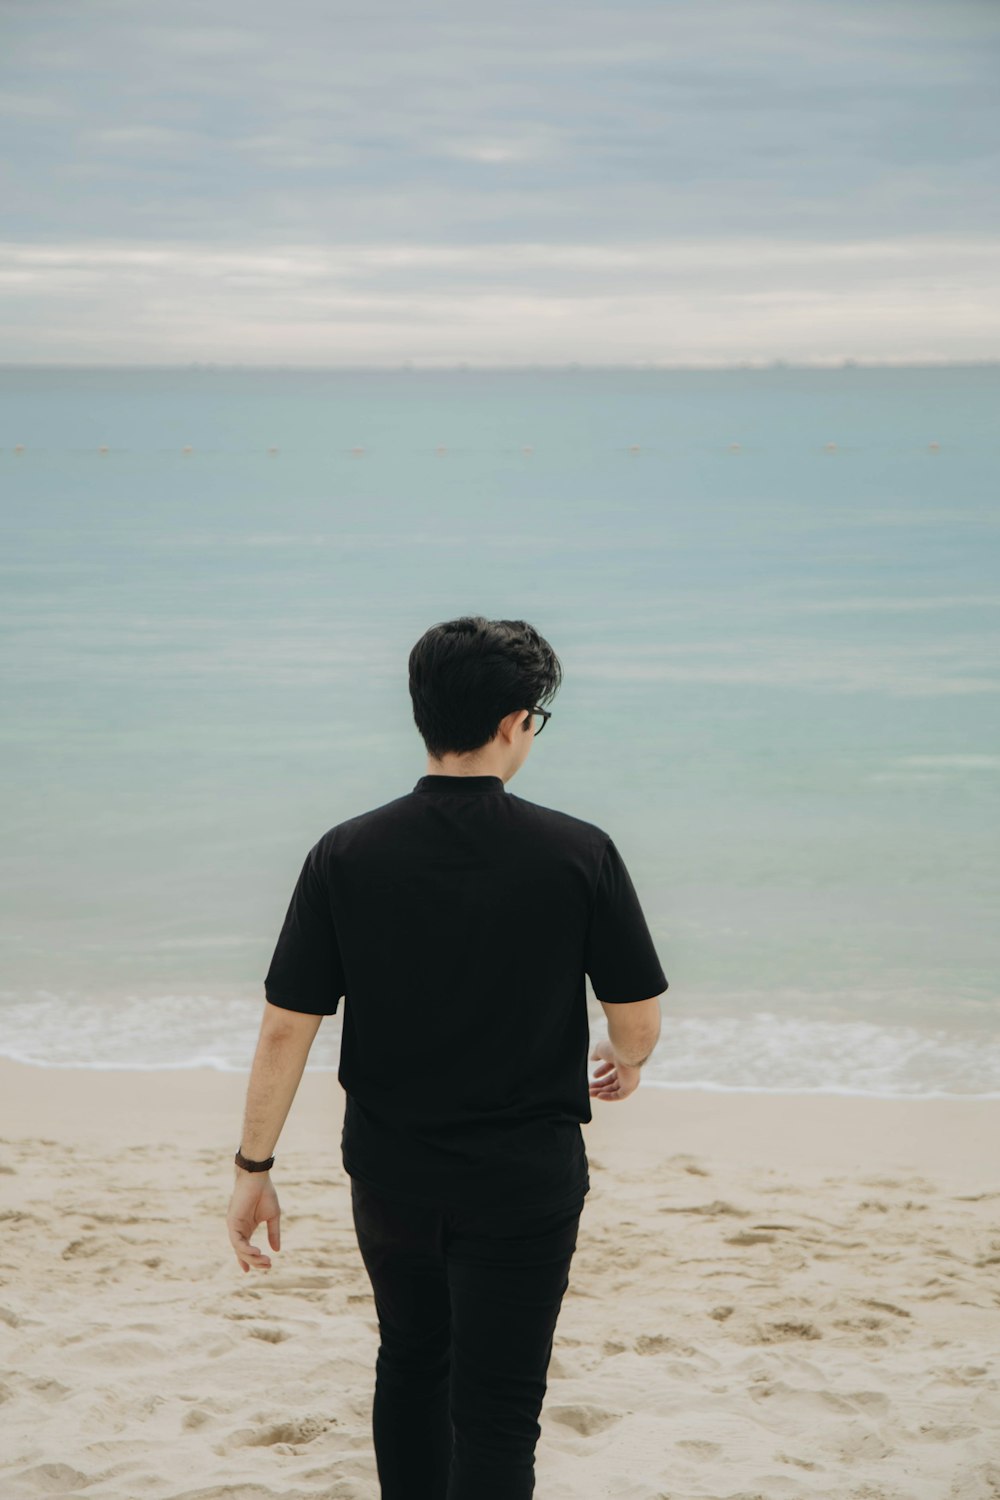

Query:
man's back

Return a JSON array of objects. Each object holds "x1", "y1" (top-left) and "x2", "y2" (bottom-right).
[{"x1": 264, "y1": 772, "x2": 668, "y2": 1211}]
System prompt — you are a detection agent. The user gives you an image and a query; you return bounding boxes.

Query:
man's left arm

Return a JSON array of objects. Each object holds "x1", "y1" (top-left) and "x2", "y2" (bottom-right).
[{"x1": 226, "y1": 1001, "x2": 323, "y2": 1273}]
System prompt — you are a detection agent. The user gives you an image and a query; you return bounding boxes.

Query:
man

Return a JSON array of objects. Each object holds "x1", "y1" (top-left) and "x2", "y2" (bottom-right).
[{"x1": 226, "y1": 614, "x2": 668, "y2": 1500}]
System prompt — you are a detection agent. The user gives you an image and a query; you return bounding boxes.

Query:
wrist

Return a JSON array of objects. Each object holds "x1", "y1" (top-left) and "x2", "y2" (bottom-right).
[{"x1": 234, "y1": 1146, "x2": 275, "y2": 1173}]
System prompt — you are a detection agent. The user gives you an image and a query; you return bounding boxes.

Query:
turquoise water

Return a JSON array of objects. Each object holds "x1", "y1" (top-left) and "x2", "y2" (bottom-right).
[{"x1": 2, "y1": 365, "x2": 998, "y2": 1092}]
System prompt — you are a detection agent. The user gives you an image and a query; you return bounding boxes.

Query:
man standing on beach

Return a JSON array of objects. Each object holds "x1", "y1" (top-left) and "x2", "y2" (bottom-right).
[{"x1": 226, "y1": 614, "x2": 668, "y2": 1500}]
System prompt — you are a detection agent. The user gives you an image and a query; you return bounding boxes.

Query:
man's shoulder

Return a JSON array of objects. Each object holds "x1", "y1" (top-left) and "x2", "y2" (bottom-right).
[
  {"x1": 309, "y1": 788, "x2": 611, "y2": 860},
  {"x1": 507, "y1": 792, "x2": 611, "y2": 852},
  {"x1": 311, "y1": 792, "x2": 414, "y2": 851}
]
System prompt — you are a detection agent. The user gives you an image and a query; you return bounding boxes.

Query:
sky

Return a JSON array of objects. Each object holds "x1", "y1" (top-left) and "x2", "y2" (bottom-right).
[{"x1": 2, "y1": 0, "x2": 999, "y2": 366}]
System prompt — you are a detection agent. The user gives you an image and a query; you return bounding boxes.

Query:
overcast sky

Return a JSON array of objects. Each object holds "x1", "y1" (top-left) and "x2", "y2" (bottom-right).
[{"x1": 2, "y1": 0, "x2": 998, "y2": 366}]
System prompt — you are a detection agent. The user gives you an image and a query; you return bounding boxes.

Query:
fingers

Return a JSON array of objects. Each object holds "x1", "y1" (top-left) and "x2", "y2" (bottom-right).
[
  {"x1": 590, "y1": 1070, "x2": 624, "y2": 1100},
  {"x1": 267, "y1": 1215, "x2": 281, "y2": 1253},
  {"x1": 590, "y1": 1063, "x2": 618, "y2": 1095},
  {"x1": 230, "y1": 1230, "x2": 272, "y2": 1271}
]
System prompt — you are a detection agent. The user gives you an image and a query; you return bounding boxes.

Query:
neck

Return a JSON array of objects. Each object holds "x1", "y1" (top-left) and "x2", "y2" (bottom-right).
[{"x1": 426, "y1": 756, "x2": 510, "y2": 782}]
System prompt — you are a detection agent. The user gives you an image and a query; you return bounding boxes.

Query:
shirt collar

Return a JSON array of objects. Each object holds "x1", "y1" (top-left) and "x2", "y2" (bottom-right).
[{"x1": 414, "y1": 774, "x2": 507, "y2": 795}]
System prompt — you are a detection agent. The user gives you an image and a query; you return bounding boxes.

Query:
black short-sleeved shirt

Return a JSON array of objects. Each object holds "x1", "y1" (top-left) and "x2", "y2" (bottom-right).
[{"x1": 263, "y1": 773, "x2": 668, "y2": 1212}]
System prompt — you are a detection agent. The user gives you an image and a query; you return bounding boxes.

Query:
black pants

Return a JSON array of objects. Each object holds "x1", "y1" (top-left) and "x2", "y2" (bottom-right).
[{"x1": 350, "y1": 1175, "x2": 587, "y2": 1500}]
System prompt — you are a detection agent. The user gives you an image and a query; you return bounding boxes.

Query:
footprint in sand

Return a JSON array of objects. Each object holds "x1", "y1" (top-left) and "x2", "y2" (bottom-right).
[
  {"x1": 217, "y1": 1415, "x2": 331, "y2": 1452},
  {"x1": 756, "y1": 1318, "x2": 822, "y2": 1342},
  {"x1": 862, "y1": 1298, "x2": 912, "y2": 1320},
  {"x1": 634, "y1": 1333, "x2": 697, "y2": 1356},
  {"x1": 12, "y1": 1463, "x2": 92, "y2": 1493},
  {"x1": 675, "y1": 1438, "x2": 724, "y2": 1459},
  {"x1": 661, "y1": 1199, "x2": 750, "y2": 1218},
  {"x1": 546, "y1": 1403, "x2": 622, "y2": 1436},
  {"x1": 911, "y1": 1421, "x2": 979, "y2": 1442},
  {"x1": 926, "y1": 1363, "x2": 991, "y2": 1385},
  {"x1": 774, "y1": 1449, "x2": 820, "y2": 1470},
  {"x1": 844, "y1": 1389, "x2": 891, "y2": 1416},
  {"x1": 61, "y1": 1237, "x2": 107, "y2": 1259},
  {"x1": 25, "y1": 1376, "x2": 71, "y2": 1402}
]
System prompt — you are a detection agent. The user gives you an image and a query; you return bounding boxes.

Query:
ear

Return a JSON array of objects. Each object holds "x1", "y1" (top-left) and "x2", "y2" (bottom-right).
[{"x1": 500, "y1": 708, "x2": 530, "y2": 741}]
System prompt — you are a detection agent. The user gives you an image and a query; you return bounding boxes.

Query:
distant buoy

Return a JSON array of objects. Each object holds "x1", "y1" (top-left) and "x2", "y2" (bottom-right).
[
  {"x1": 435, "y1": 445, "x2": 447, "y2": 456},
  {"x1": 99, "y1": 445, "x2": 109, "y2": 454},
  {"x1": 14, "y1": 444, "x2": 24, "y2": 454},
  {"x1": 268, "y1": 446, "x2": 279, "y2": 455},
  {"x1": 350, "y1": 446, "x2": 365, "y2": 457},
  {"x1": 928, "y1": 441, "x2": 940, "y2": 452},
  {"x1": 522, "y1": 445, "x2": 534, "y2": 456},
  {"x1": 182, "y1": 445, "x2": 193, "y2": 454},
  {"x1": 824, "y1": 441, "x2": 837, "y2": 452},
  {"x1": 728, "y1": 442, "x2": 741, "y2": 452},
  {"x1": 628, "y1": 444, "x2": 641, "y2": 454}
]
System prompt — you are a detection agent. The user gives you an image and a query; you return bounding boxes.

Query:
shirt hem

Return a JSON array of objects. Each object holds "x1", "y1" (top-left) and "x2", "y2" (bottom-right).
[{"x1": 343, "y1": 1156, "x2": 590, "y2": 1214}]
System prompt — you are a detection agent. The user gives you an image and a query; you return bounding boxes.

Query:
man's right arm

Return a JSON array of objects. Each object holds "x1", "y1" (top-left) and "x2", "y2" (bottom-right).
[
  {"x1": 589, "y1": 995, "x2": 662, "y2": 1103},
  {"x1": 599, "y1": 995, "x2": 662, "y2": 1068},
  {"x1": 584, "y1": 834, "x2": 668, "y2": 1100}
]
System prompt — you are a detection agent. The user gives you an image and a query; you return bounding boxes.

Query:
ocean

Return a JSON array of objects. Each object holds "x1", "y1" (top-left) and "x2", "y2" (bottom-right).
[{"x1": 2, "y1": 363, "x2": 998, "y2": 1095}]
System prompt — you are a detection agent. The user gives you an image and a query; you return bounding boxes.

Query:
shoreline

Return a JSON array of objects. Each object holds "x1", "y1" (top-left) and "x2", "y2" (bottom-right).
[
  {"x1": 2, "y1": 1055, "x2": 998, "y2": 1189},
  {"x1": 5, "y1": 1050, "x2": 1000, "y2": 1103}
]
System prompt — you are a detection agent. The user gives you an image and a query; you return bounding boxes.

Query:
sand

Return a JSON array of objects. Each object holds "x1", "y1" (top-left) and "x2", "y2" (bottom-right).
[{"x1": 1, "y1": 1056, "x2": 999, "y2": 1499}]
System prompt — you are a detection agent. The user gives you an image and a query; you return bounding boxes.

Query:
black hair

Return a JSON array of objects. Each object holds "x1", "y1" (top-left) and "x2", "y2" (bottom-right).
[{"x1": 409, "y1": 615, "x2": 563, "y2": 760}]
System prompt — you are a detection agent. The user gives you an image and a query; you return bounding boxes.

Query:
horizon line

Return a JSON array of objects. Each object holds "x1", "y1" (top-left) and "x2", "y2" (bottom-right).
[{"x1": 2, "y1": 357, "x2": 999, "y2": 372}]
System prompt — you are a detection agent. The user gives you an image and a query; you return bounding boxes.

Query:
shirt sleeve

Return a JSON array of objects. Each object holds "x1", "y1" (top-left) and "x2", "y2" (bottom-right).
[
  {"x1": 584, "y1": 837, "x2": 669, "y2": 1003},
  {"x1": 264, "y1": 838, "x2": 345, "y2": 1016}
]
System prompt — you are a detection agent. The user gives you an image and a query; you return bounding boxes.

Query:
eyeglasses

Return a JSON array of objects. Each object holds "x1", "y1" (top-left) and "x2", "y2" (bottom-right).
[{"x1": 529, "y1": 706, "x2": 551, "y2": 736}]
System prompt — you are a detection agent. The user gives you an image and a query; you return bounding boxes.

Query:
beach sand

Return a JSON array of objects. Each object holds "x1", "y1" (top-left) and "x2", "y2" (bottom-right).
[{"x1": 1, "y1": 1056, "x2": 998, "y2": 1499}]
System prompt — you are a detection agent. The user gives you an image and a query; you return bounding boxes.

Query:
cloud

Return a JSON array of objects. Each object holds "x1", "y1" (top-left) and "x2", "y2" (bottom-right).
[
  {"x1": 1, "y1": 234, "x2": 997, "y2": 364},
  {"x1": 1, "y1": 0, "x2": 998, "y2": 360}
]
